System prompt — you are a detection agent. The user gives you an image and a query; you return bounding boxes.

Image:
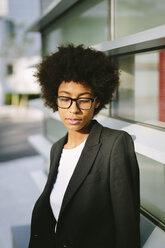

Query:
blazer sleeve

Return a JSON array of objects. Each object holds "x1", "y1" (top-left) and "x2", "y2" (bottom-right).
[{"x1": 109, "y1": 132, "x2": 140, "y2": 248}]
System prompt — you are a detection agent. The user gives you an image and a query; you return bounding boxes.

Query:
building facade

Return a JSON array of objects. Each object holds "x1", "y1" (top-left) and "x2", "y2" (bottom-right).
[
  {"x1": 0, "y1": 0, "x2": 41, "y2": 105},
  {"x1": 28, "y1": 0, "x2": 165, "y2": 247}
]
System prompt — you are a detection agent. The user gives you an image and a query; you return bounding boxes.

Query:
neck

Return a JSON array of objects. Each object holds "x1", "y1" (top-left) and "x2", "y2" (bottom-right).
[{"x1": 64, "y1": 123, "x2": 92, "y2": 149}]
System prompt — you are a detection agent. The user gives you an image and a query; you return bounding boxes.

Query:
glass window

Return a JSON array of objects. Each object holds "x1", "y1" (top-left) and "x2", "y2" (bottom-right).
[
  {"x1": 40, "y1": 0, "x2": 53, "y2": 15},
  {"x1": 115, "y1": 0, "x2": 165, "y2": 39},
  {"x1": 111, "y1": 49, "x2": 165, "y2": 129},
  {"x1": 137, "y1": 153, "x2": 165, "y2": 226},
  {"x1": 42, "y1": 0, "x2": 108, "y2": 55}
]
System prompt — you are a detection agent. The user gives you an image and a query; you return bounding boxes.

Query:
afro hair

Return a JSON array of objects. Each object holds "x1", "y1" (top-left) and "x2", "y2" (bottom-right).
[{"x1": 34, "y1": 43, "x2": 119, "y2": 116}]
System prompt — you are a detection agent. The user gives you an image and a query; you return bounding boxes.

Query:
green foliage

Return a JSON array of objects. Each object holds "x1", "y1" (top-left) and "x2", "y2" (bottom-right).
[{"x1": 5, "y1": 93, "x2": 40, "y2": 105}]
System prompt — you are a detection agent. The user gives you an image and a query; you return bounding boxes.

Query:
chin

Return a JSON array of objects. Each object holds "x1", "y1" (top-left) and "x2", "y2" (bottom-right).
[{"x1": 66, "y1": 123, "x2": 84, "y2": 131}]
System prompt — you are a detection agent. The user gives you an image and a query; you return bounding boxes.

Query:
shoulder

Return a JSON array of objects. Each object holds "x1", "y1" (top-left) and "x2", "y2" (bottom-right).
[
  {"x1": 101, "y1": 124, "x2": 133, "y2": 144},
  {"x1": 50, "y1": 134, "x2": 67, "y2": 156},
  {"x1": 51, "y1": 137, "x2": 62, "y2": 151},
  {"x1": 100, "y1": 126, "x2": 136, "y2": 161},
  {"x1": 91, "y1": 119, "x2": 133, "y2": 147}
]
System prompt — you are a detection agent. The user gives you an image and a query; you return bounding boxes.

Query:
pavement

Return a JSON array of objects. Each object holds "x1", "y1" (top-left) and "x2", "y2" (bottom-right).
[
  {"x1": 0, "y1": 106, "x2": 47, "y2": 248},
  {"x1": 0, "y1": 114, "x2": 43, "y2": 162}
]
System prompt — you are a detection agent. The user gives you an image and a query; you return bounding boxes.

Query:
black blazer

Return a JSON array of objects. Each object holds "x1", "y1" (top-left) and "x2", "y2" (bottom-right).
[{"x1": 28, "y1": 120, "x2": 140, "y2": 248}]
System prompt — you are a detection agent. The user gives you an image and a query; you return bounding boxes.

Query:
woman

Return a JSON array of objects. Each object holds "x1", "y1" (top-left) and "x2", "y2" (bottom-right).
[{"x1": 28, "y1": 44, "x2": 140, "y2": 248}]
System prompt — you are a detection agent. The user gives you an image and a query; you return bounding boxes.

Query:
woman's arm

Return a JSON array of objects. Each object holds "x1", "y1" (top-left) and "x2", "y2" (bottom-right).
[{"x1": 110, "y1": 132, "x2": 140, "y2": 248}]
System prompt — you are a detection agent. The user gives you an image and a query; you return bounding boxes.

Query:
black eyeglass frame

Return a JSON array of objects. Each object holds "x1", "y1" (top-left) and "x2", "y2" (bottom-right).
[{"x1": 55, "y1": 96, "x2": 97, "y2": 110}]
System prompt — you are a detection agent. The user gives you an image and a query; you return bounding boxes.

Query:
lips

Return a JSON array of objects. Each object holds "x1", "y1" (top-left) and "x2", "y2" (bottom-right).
[{"x1": 66, "y1": 118, "x2": 82, "y2": 125}]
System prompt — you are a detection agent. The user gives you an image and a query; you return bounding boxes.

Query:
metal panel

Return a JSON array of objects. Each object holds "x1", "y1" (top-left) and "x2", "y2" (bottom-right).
[
  {"x1": 92, "y1": 25, "x2": 165, "y2": 56},
  {"x1": 28, "y1": 0, "x2": 80, "y2": 32}
]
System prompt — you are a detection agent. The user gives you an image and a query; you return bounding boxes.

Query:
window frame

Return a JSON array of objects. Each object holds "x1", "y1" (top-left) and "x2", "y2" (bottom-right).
[{"x1": 92, "y1": 24, "x2": 165, "y2": 230}]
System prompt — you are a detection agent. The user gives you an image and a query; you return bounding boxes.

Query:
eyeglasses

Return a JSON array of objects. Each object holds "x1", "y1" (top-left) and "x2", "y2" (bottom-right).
[{"x1": 56, "y1": 96, "x2": 96, "y2": 110}]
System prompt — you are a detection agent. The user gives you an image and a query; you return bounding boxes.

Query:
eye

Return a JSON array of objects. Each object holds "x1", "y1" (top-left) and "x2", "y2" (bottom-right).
[
  {"x1": 59, "y1": 97, "x2": 70, "y2": 102},
  {"x1": 78, "y1": 98, "x2": 91, "y2": 103}
]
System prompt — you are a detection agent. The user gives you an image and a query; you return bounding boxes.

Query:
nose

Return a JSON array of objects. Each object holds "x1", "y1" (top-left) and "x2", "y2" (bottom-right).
[{"x1": 69, "y1": 100, "x2": 80, "y2": 113}]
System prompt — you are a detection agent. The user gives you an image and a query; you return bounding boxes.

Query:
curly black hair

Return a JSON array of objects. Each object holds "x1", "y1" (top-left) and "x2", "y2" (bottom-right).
[{"x1": 35, "y1": 44, "x2": 119, "y2": 116}]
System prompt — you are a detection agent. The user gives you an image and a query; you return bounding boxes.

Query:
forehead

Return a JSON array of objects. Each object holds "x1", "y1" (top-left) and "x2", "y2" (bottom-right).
[{"x1": 58, "y1": 81, "x2": 93, "y2": 96}]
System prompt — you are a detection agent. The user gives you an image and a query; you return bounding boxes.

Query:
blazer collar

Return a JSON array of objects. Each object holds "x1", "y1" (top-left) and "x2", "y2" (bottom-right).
[
  {"x1": 57, "y1": 119, "x2": 103, "y2": 220},
  {"x1": 51, "y1": 119, "x2": 103, "y2": 169},
  {"x1": 85, "y1": 119, "x2": 103, "y2": 147}
]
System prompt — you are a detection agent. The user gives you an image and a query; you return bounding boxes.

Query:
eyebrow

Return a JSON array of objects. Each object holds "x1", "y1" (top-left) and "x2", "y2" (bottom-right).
[{"x1": 58, "y1": 91, "x2": 93, "y2": 97}]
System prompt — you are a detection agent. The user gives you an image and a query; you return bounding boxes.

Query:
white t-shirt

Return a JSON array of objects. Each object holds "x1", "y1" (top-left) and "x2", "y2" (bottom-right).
[{"x1": 50, "y1": 139, "x2": 86, "y2": 223}]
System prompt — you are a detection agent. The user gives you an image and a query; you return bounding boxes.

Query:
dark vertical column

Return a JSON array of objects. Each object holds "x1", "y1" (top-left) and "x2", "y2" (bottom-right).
[{"x1": 159, "y1": 51, "x2": 165, "y2": 122}]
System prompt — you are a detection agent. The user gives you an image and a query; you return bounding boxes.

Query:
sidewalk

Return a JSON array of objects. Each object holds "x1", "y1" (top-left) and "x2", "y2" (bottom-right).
[
  {"x1": 0, "y1": 106, "x2": 47, "y2": 248},
  {"x1": 0, "y1": 155, "x2": 47, "y2": 248},
  {"x1": 0, "y1": 105, "x2": 44, "y2": 122}
]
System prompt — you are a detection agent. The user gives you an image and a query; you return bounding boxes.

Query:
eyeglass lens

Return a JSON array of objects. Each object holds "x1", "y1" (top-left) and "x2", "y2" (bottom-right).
[{"x1": 57, "y1": 97, "x2": 93, "y2": 109}]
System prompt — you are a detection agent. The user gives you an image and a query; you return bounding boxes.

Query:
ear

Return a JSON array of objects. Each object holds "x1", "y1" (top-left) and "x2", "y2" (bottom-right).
[{"x1": 94, "y1": 100, "x2": 100, "y2": 109}]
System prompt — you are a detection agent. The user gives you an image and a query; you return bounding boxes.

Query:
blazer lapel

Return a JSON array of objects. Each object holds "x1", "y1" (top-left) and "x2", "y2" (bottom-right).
[
  {"x1": 45, "y1": 134, "x2": 68, "y2": 195},
  {"x1": 58, "y1": 120, "x2": 103, "y2": 220}
]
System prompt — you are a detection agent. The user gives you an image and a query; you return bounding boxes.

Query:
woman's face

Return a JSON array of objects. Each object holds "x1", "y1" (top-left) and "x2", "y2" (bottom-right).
[{"x1": 57, "y1": 81, "x2": 100, "y2": 133}]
